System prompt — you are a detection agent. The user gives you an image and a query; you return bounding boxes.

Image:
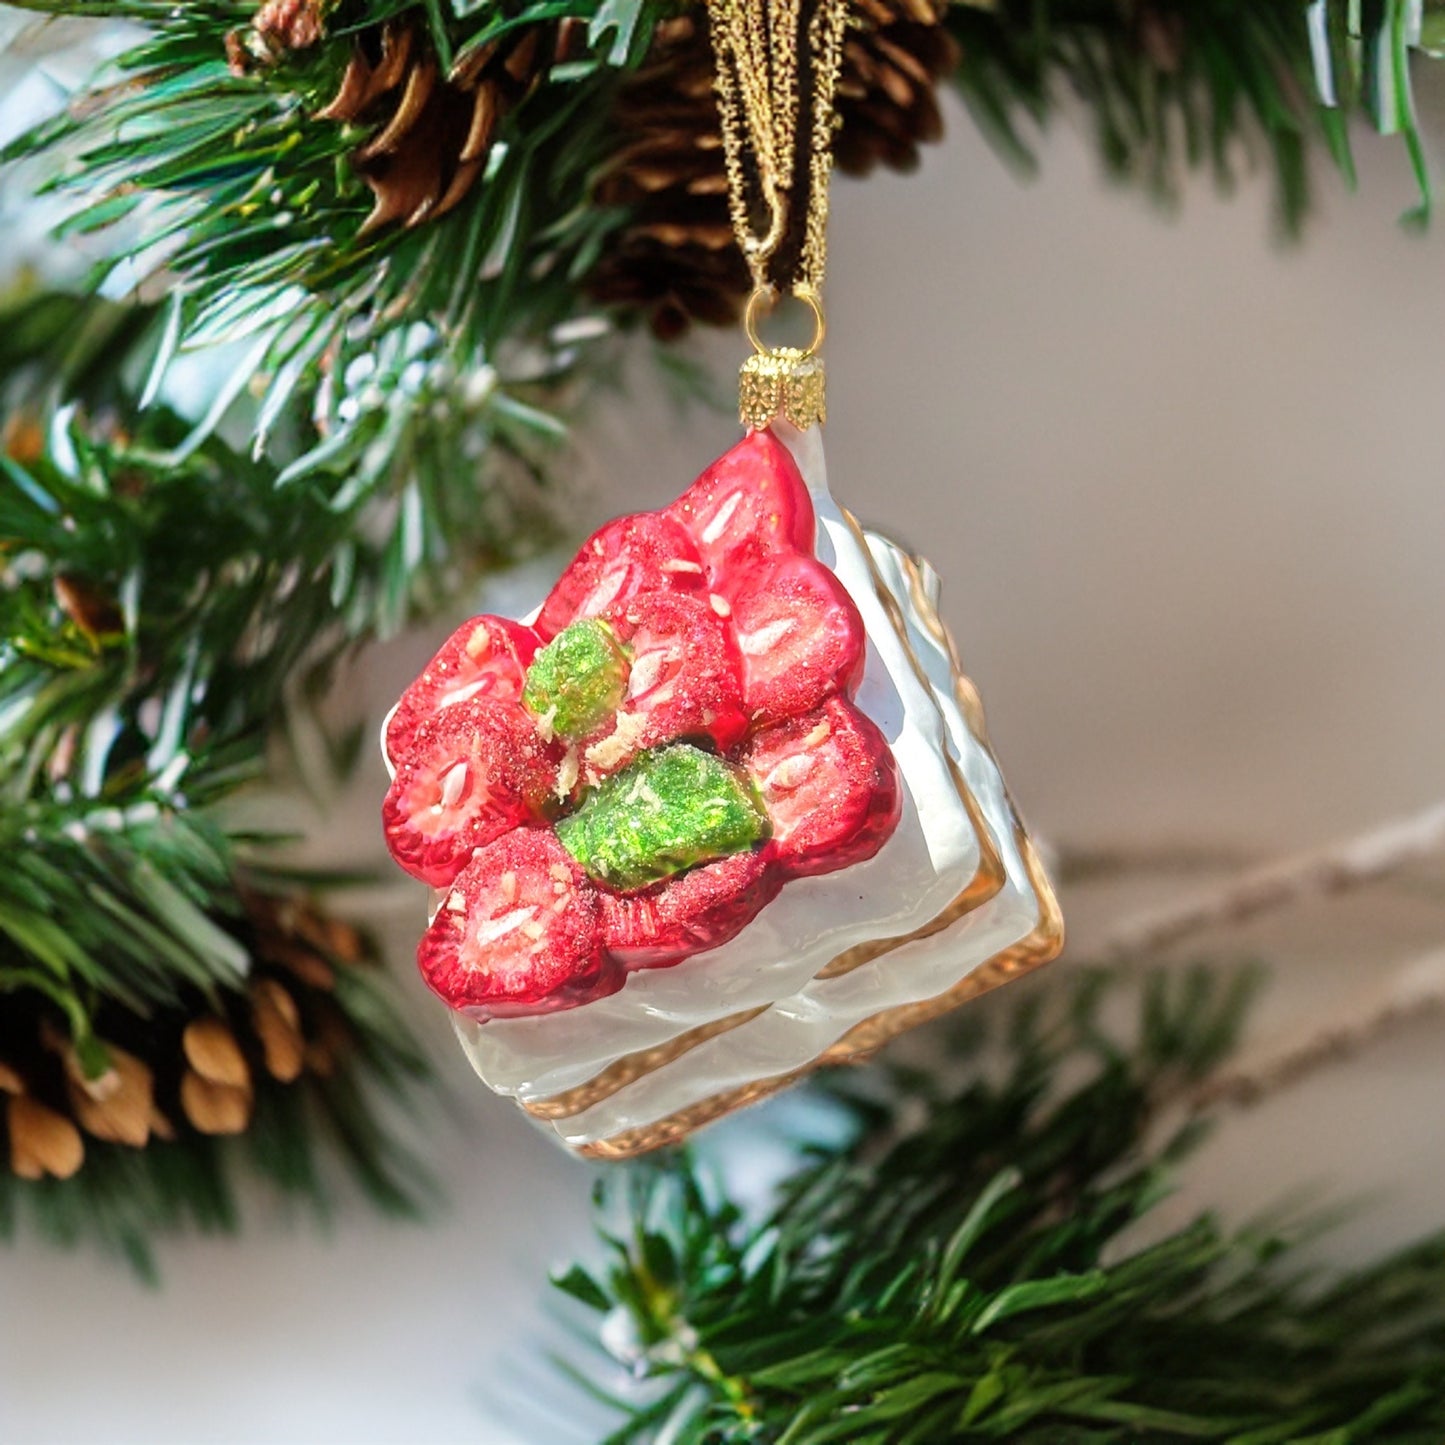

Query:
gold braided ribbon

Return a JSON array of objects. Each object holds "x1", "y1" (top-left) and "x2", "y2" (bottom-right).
[{"x1": 706, "y1": 0, "x2": 850, "y2": 429}]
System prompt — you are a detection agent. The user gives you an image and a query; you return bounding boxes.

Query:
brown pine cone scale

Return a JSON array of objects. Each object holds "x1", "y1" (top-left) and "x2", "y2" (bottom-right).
[
  {"x1": 317, "y1": 17, "x2": 562, "y2": 235},
  {"x1": 0, "y1": 891, "x2": 375, "y2": 1179}
]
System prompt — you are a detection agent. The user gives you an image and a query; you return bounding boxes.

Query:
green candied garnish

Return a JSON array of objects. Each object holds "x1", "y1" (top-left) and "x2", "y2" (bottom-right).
[
  {"x1": 556, "y1": 744, "x2": 768, "y2": 891},
  {"x1": 522, "y1": 618, "x2": 629, "y2": 741}
]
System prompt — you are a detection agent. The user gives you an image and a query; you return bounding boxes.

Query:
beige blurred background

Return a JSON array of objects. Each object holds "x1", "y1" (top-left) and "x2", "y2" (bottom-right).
[{"x1": 2, "y1": 84, "x2": 1445, "y2": 1444}]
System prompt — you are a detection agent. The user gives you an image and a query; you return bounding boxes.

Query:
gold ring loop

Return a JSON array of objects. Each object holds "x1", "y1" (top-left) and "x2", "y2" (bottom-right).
[{"x1": 744, "y1": 285, "x2": 826, "y2": 358}]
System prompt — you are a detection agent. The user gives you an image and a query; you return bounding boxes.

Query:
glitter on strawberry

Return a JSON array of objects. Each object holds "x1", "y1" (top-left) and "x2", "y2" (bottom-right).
[
  {"x1": 731, "y1": 553, "x2": 865, "y2": 724},
  {"x1": 383, "y1": 430, "x2": 904, "y2": 1018},
  {"x1": 382, "y1": 698, "x2": 558, "y2": 888},
  {"x1": 666, "y1": 428, "x2": 814, "y2": 582},
  {"x1": 384, "y1": 615, "x2": 540, "y2": 768},
  {"x1": 600, "y1": 850, "x2": 781, "y2": 969},
  {"x1": 599, "y1": 590, "x2": 749, "y2": 769},
  {"x1": 743, "y1": 698, "x2": 901, "y2": 877},
  {"x1": 535, "y1": 513, "x2": 705, "y2": 640},
  {"x1": 418, "y1": 829, "x2": 616, "y2": 1018}
]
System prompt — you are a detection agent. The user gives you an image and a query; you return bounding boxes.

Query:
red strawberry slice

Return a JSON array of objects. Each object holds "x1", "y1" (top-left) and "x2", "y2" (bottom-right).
[
  {"x1": 418, "y1": 829, "x2": 617, "y2": 1018},
  {"x1": 386, "y1": 616, "x2": 540, "y2": 768},
  {"x1": 743, "y1": 698, "x2": 901, "y2": 878},
  {"x1": 535, "y1": 513, "x2": 705, "y2": 641},
  {"x1": 382, "y1": 698, "x2": 557, "y2": 888},
  {"x1": 731, "y1": 554, "x2": 865, "y2": 725},
  {"x1": 666, "y1": 430, "x2": 814, "y2": 584},
  {"x1": 592, "y1": 590, "x2": 748, "y2": 774},
  {"x1": 600, "y1": 851, "x2": 781, "y2": 970}
]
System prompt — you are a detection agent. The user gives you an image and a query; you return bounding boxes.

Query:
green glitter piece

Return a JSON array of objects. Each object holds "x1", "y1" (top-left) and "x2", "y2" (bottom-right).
[
  {"x1": 522, "y1": 618, "x2": 628, "y2": 741},
  {"x1": 556, "y1": 745, "x2": 768, "y2": 891}
]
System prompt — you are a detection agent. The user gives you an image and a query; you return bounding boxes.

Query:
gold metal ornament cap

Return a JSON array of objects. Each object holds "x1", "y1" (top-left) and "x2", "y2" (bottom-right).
[{"x1": 739, "y1": 286, "x2": 826, "y2": 431}]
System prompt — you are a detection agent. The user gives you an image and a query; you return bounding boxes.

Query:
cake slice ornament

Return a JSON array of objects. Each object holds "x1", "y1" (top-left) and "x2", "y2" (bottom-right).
[{"x1": 380, "y1": 0, "x2": 1062, "y2": 1157}]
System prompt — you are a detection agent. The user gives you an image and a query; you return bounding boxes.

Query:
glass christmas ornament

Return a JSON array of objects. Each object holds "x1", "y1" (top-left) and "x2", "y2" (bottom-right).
[{"x1": 381, "y1": 422, "x2": 1062, "y2": 1156}]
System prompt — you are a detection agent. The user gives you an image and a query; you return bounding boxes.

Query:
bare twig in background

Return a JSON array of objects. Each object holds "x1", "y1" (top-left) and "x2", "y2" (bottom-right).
[
  {"x1": 1086, "y1": 801, "x2": 1445, "y2": 962},
  {"x1": 1187, "y1": 949, "x2": 1445, "y2": 1114},
  {"x1": 1052, "y1": 805, "x2": 1445, "y2": 1118},
  {"x1": 1052, "y1": 840, "x2": 1265, "y2": 886}
]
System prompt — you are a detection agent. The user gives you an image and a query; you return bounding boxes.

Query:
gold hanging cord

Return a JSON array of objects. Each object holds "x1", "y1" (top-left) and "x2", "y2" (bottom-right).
[{"x1": 707, "y1": 0, "x2": 849, "y2": 429}]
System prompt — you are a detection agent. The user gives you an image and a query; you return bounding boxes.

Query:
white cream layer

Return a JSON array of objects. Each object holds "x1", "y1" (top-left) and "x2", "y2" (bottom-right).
[{"x1": 455, "y1": 424, "x2": 991, "y2": 1104}]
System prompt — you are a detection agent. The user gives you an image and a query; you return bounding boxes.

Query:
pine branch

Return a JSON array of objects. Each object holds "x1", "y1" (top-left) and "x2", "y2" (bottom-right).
[
  {"x1": 0, "y1": 305, "x2": 434, "y2": 1269},
  {"x1": 0, "y1": 0, "x2": 1431, "y2": 603},
  {"x1": 2, "y1": 0, "x2": 639, "y2": 517},
  {"x1": 4, "y1": 0, "x2": 1436, "y2": 521},
  {"x1": 551, "y1": 966, "x2": 1445, "y2": 1442},
  {"x1": 947, "y1": 0, "x2": 1432, "y2": 233}
]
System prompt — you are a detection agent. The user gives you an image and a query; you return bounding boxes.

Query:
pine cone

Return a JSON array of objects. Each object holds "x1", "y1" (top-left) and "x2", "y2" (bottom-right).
[
  {"x1": 587, "y1": 1, "x2": 959, "y2": 339},
  {"x1": 585, "y1": 16, "x2": 749, "y2": 343},
  {"x1": 835, "y1": 0, "x2": 960, "y2": 177},
  {"x1": 0, "y1": 890, "x2": 371, "y2": 1175},
  {"x1": 316, "y1": 16, "x2": 566, "y2": 235}
]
